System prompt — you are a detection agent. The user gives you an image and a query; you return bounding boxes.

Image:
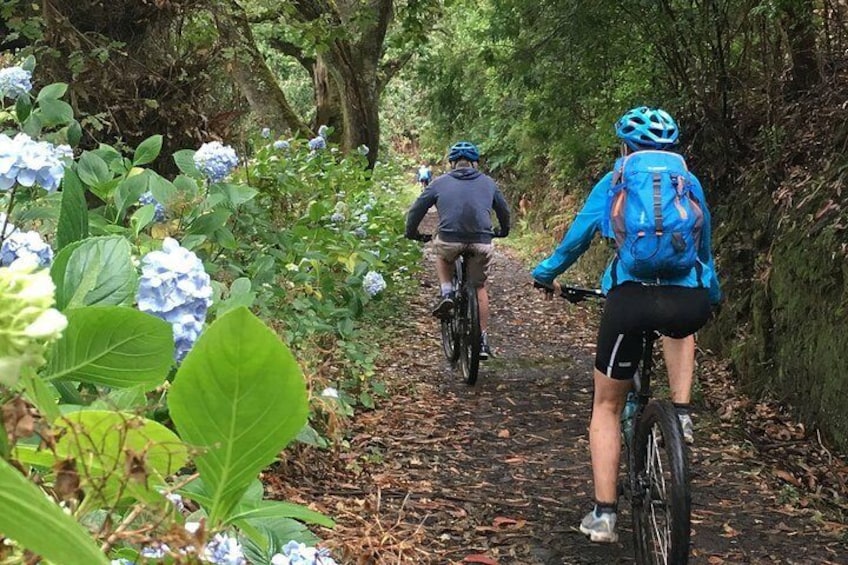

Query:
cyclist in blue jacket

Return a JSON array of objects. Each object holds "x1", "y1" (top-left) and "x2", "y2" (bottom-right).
[{"x1": 531, "y1": 107, "x2": 720, "y2": 543}]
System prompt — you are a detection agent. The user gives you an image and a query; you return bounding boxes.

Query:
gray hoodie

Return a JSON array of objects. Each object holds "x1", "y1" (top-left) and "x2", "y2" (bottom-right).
[{"x1": 405, "y1": 167, "x2": 511, "y2": 244}]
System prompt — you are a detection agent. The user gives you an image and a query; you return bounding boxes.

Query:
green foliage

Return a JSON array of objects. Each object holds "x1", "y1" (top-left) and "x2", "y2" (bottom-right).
[
  {"x1": 50, "y1": 236, "x2": 137, "y2": 308},
  {"x1": 53, "y1": 410, "x2": 188, "y2": 506},
  {"x1": 168, "y1": 307, "x2": 309, "y2": 526},
  {"x1": 43, "y1": 306, "x2": 174, "y2": 389},
  {"x1": 0, "y1": 458, "x2": 109, "y2": 565}
]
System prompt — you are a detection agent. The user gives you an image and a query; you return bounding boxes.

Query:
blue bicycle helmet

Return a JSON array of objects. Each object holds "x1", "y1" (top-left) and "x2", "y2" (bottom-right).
[
  {"x1": 448, "y1": 141, "x2": 480, "y2": 163},
  {"x1": 615, "y1": 106, "x2": 679, "y2": 150}
]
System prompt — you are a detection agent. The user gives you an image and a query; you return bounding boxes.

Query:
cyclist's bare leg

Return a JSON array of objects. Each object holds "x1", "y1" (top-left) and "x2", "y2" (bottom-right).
[
  {"x1": 662, "y1": 335, "x2": 695, "y2": 404},
  {"x1": 435, "y1": 256, "x2": 453, "y2": 287},
  {"x1": 589, "y1": 369, "x2": 632, "y2": 503},
  {"x1": 476, "y1": 284, "x2": 489, "y2": 332}
]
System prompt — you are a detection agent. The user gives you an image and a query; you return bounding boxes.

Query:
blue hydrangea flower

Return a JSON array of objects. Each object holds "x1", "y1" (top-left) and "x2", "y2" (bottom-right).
[
  {"x1": 203, "y1": 533, "x2": 246, "y2": 565},
  {"x1": 363, "y1": 271, "x2": 386, "y2": 297},
  {"x1": 0, "y1": 133, "x2": 71, "y2": 192},
  {"x1": 138, "y1": 190, "x2": 166, "y2": 222},
  {"x1": 330, "y1": 212, "x2": 345, "y2": 223},
  {"x1": 0, "y1": 230, "x2": 53, "y2": 268},
  {"x1": 308, "y1": 136, "x2": 326, "y2": 151},
  {"x1": 357, "y1": 213, "x2": 368, "y2": 223},
  {"x1": 357, "y1": 144, "x2": 369, "y2": 156},
  {"x1": 270, "y1": 541, "x2": 338, "y2": 565},
  {"x1": 0, "y1": 66, "x2": 32, "y2": 100},
  {"x1": 136, "y1": 238, "x2": 213, "y2": 362},
  {"x1": 317, "y1": 125, "x2": 329, "y2": 139},
  {"x1": 363, "y1": 203, "x2": 373, "y2": 212},
  {"x1": 261, "y1": 127, "x2": 271, "y2": 139},
  {"x1": 273, "y1": 140, "x2": 290, "y2": 150},
  {"x1": 140, "y1": 544, "x2": 169, "y2": 559},
  {"x1": 194, "y1": 141, "x2": 238, "y2": 183},
  {"x1": 353, "y1": 227, "x2": 366, "y2": 238}
]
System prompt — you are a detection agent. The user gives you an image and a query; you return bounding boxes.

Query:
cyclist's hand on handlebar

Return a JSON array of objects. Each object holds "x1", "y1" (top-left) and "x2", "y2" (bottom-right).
[
  {"x1": 409, "y1": 232, "x2": 432, "y2": 243},
  {"x1": 533, "y1": 279, "x2": 561, "y2": 301}
]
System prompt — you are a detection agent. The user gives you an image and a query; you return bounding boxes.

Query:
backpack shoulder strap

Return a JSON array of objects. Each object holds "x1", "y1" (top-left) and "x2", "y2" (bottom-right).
[{"x1": 611, "y1": 155, "x2": 630, "y2": 188}]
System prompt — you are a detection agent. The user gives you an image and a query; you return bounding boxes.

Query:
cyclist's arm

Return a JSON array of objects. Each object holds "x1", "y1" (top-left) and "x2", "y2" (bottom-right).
[
  {"x1": 691, "y1": 176, "x2": 722, "y2": 304},
  {"x1": 531, "y1": 173, "x2": 610, "y2": 283},
  {"x1": 493, "y1": 187, "x2": 511, "y2": 237},
  {"x1": 404, "y1": 186, "x2": 437, "y2": 239}
]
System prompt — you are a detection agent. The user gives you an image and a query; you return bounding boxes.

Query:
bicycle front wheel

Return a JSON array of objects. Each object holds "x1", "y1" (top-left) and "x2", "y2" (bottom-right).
[
  {"x1": 631, "y1": 399, "x2": 691, "y2": 565},
  {"x1": 459, "y1": 287, "x2": 481, "y2": 385}
]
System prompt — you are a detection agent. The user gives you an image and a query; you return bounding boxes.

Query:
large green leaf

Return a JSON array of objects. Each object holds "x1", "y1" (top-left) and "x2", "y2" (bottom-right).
[
  {"x1": 36, "y1": 98, "x2": 73, "y2": 127},
  {"x1": 0, "y1": 458, "x2": 109, "y2": 565},
  {"x1": 43, "y1": 306, "x2": 173, "y2": 388},
  {"x1": 173, "y1": 149, "x2": 202, "y2": 178},
  {"x1": 114, "y1": 170, "x2": 150, "y2": 222},
  {"x1": 51, "y1": 236, "x2": 137, "y2": 309},
  {"x1": 54, "y1": 410, "x2": 188, "y2": 506},
  {"x1": 133, "y1": 134, "x2": 163, "y2": 166},
  {"x1": 56, "y1": 168, "x2": 89, "y2": 250},
  {"x1": 168, "y1": 307, "x2": 308, "y2": 525}
]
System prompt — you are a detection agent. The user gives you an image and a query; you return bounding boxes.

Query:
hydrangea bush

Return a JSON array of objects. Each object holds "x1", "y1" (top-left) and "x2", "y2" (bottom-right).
[
  {"x1": 0, "y1": 59, "x2": 329, "y2": 564},
  {"x1": 0, "y1": 58, "x2": 411, "y2": 564}
]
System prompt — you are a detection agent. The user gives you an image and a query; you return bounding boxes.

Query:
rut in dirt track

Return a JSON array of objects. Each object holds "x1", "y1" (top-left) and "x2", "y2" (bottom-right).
[{"x1": 269, "y1": 227, "x2": 847, "y2": 564}]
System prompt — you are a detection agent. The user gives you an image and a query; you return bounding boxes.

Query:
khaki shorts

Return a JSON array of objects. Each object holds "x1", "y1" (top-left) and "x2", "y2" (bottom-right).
[{"x1": 431, "y1": 235, "x2": 494, "y2": 287}]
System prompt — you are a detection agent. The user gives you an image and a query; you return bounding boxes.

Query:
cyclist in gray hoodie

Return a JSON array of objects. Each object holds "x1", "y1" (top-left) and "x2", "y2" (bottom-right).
[{"x1": 405, "y1": 141, "x2": 510, "y2": 358}]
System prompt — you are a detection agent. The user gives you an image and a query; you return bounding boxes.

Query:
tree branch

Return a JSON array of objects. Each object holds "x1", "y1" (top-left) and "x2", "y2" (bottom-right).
[{"x1": 265, "y1": 36, "x2": 316, "y2": 74}]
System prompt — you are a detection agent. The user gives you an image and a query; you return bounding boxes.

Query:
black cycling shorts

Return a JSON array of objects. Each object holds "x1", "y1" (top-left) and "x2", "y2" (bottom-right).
[{"x1": 595, "y1": 282, "x2": 710, "y2": 380}]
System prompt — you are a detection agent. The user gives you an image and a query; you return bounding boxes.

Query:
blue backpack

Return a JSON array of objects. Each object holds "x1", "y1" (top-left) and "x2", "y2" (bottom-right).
[{"x1": 607, "y1": 150, "x2": 704, "y2": 279}]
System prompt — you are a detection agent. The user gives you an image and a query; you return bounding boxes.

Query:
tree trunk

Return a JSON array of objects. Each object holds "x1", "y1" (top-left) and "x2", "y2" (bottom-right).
[
  {"x1": 216, "y1": 0, "x2": 312, "y2": 138},
  {"x1": 325, "y1": 47, "x2": 381, "y2": 167},
  {"x1": 781, "y1": 0, "x2": 820, "y2": 95},
  {"x1": 313, "y1": 57, "x2": 344, "y2": 140}
]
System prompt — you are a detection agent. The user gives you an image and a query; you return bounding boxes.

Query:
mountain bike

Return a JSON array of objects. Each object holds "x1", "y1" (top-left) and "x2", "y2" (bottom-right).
[
  {"x1": 416, "y1": 234, "x2": 482, "y2": 385},
  {"x1": 535, "y1": 281, "x2": 691, "y2": 565},
  {"x1": 440, "y1": 252, "x2": 481, "y2": 385}
]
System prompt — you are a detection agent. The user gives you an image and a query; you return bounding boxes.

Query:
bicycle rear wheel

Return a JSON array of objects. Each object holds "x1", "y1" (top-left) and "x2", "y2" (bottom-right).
[
  {"x1": 459, "y1": 286, "x2": 481, "y2": 385},
  {"x1": 631, "y1": 399, "x2": 691, "y2": 565},
  {"x1": 440, "y1": 313, "x2": 460, "y2": 363}
]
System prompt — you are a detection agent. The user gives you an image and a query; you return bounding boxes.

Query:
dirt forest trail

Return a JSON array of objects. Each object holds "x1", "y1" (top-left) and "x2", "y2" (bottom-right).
[{"x1": 269, "y1": 213, "x2": 848, "y2": 564}]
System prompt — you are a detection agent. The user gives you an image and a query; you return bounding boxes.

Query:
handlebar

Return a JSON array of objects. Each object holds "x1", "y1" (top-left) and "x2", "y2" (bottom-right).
[{"x1": 533, "y1": 280, "x2": 605, "y2": 304}]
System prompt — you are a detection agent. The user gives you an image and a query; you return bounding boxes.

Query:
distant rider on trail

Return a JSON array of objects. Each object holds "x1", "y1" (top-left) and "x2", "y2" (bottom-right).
[{"x1": 417, "y1": 162, "x2": 432, "y2": 188}]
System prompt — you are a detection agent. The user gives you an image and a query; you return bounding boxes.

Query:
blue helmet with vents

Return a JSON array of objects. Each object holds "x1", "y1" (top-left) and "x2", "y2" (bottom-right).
[
  {"x1": 448, "y1": 141, "x2": 480, "y2": 163},
  {"x1": 615, "y1": 106, "x2": 679, "y2": 150}
]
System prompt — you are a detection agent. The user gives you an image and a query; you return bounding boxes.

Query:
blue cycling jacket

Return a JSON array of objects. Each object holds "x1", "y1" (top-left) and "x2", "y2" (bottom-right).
[{"x1": 531, "y1": 170, "x2": 721, "y2": 303}]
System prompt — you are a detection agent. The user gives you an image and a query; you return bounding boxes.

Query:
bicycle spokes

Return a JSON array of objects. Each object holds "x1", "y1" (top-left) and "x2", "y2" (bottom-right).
[{"x1": 643, "y1": 427, "x2": 672, "y2": 563}]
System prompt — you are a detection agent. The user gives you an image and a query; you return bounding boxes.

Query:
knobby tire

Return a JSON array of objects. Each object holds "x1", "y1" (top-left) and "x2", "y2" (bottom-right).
[
  {"x1": 459, "y1": 286, "x2": 481, "y2": 385},
  {"x1": 631, "y1": 400, "x2": 691, "y2": 565},
  {"x1": 440, "y1": 313, "x2": 460, "y2": 364}
]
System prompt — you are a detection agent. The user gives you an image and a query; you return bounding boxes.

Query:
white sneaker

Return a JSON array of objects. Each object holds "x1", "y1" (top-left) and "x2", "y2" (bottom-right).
[
  {"x1": 579, "y1": 510, "x2": 618, "y2": 543},
  {"x1": 678, "y1": 414, "x2": 694, "y2": 445}
]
